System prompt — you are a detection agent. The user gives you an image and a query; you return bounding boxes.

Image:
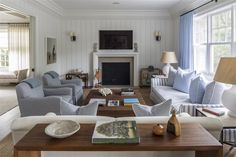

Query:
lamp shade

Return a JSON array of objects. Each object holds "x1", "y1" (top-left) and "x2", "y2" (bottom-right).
[
  {"x1": 214, "y1": 57, "x2": 236, "y2": 85},
  {"x1": 161, "y1": 51, "x2": 178, "y2": 64}
]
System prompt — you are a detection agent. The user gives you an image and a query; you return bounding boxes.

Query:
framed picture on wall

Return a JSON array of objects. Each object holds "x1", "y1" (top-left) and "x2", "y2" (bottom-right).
[{"x1": 46, "y1": 37, "x2": 57, "y2": 64}]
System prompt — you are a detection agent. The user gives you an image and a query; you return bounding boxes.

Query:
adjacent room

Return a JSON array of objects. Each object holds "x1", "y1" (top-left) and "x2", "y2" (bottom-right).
[{"x1": 0, "y1": 0, "x2": 236, "y2": 157}]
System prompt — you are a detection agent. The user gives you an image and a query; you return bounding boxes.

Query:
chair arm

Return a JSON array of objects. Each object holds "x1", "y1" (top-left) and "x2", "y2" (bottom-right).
[
  {"x1": 151, "y1": 75, "x2": 168, "y2": 87},
  {"x1": 19, "y1": 97, "x2": 62, "y2": 116},
  {"x1": 44, "y1": 87, "x2": 72, "y2": 96},
  {"x1": 61, "y1": 79, "x2": 82, "y2": 86},
  {"x1": 45, "y1": 84, "x2": 77, "y2": 95},
  {"x1": 176, "y1": 103, "x2": 224, "y2": 117}
]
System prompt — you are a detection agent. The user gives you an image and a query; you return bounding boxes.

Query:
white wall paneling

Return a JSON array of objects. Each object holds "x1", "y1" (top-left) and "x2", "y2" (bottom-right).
[
  {"x1": 0, "y1": 0, "x2": 175, "y2": 85},
  {"x1": 61, "y1": 17, "x2": 174, "y2": 86}
]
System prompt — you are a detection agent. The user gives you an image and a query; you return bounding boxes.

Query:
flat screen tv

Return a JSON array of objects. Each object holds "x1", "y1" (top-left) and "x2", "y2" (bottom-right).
[{"x1": 99, "y1": 30, "x2": 133, "y2": 50}]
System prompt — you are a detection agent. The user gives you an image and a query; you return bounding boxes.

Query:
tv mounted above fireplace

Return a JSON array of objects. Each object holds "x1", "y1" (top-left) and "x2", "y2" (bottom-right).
[{"x1": 99, "y1": 30, "x2": 133, "y2": 50}]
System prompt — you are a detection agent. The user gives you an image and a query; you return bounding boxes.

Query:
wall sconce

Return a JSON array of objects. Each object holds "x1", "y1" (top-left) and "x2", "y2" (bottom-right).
[
  {"x1": 70, "y1": 32, "x2": 76, "y2": 41},
  {"x1": 155, "y1": 31, "x2": 161, "y2": 41}
]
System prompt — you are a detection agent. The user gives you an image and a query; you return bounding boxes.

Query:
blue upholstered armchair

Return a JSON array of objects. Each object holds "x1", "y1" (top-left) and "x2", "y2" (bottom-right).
[
  {"x1": 42, "y1": 71, "x2": 83, "y2": 105},
  {"x1": 16, "y1": 78, "x2": 98, "y2": 117}
]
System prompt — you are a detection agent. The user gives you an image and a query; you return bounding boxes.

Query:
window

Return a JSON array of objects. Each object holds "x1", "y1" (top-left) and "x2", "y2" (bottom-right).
[
  {"x1": 0, "y1": 25, "x2": 9, "y2": 72},
  {"x1": 193, "y1": 16, "x2": 207, "y2": 72},
  {"x1": 193, "y1": 6, "x2": 235, "y2": 74}
]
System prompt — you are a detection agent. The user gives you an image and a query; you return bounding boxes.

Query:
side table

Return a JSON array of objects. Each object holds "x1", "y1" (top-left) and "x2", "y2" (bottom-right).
[
  {"x1": 139, "y1": 68, "x2": 162, "y2": 87},
  {"x1": 65, "y1": 72, "x2": 88, "y2": 88},
  {"x1": 196, "y1": 107, "x2": 236, "y2": 157}
]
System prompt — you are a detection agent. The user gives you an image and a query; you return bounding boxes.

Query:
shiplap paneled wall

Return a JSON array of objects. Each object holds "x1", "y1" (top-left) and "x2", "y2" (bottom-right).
[{"x1": 61, "y1": 17, "x2": 174, "y2": 85}]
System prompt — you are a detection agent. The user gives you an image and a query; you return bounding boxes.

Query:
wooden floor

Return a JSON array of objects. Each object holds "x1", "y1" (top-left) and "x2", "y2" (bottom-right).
[{"x1": 0, "y1": 88, "x2": 236, "y2": 157}]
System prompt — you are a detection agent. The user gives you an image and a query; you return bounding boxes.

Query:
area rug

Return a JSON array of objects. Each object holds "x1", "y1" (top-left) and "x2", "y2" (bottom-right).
[{"x1": 0, "y1": 85, "x2": 18, "y2": 116}]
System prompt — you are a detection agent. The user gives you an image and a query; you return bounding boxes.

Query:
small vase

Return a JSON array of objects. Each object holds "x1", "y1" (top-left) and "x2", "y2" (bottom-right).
[
  {"x1": 167, "y1": 110, "x2": 181, "y2": 136},
  {"x1": 153, "y1": 124, "x2": 164, "y2": 136}
]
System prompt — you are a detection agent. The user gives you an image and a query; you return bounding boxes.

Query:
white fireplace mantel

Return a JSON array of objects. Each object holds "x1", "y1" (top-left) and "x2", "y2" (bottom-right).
[{"x1": 93, "y1": 52, "x2": 139, "y2": 86}]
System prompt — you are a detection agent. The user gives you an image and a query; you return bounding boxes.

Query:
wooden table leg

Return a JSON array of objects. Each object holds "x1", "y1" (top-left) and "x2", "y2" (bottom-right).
[
  {"x1": 14, "y1": 149, "x2": 41, "y2": 157},
  {"x1": 196, "y1": 148, "x2": 223, "y2": 157}
]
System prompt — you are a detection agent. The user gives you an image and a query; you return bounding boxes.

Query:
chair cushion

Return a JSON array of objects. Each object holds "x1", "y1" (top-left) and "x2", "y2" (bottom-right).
[
  {"x1": 43, "y1": 73, "x2": 61, "y2": 87},
  {"x1": 0, "y1": 72, "x2": 17, "y2": 79},
  {"x1": 132, "y1": 99, "x2": 172, "y2": 116},
  {"x1": 202, "y1": 81, "x2": 225, "y2": 104},
  {"x1": 173, "y1": 68, "x2": 196, "y2": 93},
  {"x1": 152, "y1": 86, "x2": 190, "y2": 105},
  {"x1": 189, "y1": 76, "x2": 207, "y2": 103},
  {"x1": 45, "y1": 71, "x2": 59, "y2": 78},
  {"x1": 167, "y1": 67, "x2": 177, "y2": 86}
]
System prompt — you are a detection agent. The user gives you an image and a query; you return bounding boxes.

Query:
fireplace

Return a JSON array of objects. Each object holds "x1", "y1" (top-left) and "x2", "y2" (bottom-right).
[
  {"x1": 102, "y1": 62, "x2": 130, "y2": 85},
  {"x1": 99, "y1": 57, "x2": 133, "y2": 86},
  {"x1": 93, "y1": 52, "x2": 139, "y2": 86}
]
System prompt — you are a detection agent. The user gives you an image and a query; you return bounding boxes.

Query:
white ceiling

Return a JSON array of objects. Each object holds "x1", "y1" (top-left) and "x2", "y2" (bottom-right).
[
  {"x1": 0, "y1": 12, "x2": 29, "y2": 23},
  {"x1": 0, "y1": 5, "x2": 29, "y2": 23},
  {"x1": 52, "y1": 0, "x2": 190, "y2": 10}
]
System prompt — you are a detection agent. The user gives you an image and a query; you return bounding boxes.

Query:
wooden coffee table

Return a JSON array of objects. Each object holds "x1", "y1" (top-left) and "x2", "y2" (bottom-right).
[
  {"x1": 83, "y1": 89, "x2": 146, "y2": 117},
  {"x1": 14, "y1": 123, "x2": 223, "y2": 157}
]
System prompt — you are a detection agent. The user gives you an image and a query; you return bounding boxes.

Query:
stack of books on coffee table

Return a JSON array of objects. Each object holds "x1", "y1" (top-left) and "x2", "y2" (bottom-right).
[
  {"x1": 123, "y1": 98, "x2": 139, "y2": 107},
  {"x1": 121, "y1": 88, "x2": 134, "y2": 96}
]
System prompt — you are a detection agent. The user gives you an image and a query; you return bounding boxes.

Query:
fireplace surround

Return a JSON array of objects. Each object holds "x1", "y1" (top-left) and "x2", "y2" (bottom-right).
[{"x1": 93, "y1": 52, "x2": 139, "y2": 86}]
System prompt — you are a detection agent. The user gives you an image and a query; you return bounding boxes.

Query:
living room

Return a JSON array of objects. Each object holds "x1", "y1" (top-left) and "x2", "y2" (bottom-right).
[{"x1": 0, "y1": 0, "x2": 236, "y2": 157}]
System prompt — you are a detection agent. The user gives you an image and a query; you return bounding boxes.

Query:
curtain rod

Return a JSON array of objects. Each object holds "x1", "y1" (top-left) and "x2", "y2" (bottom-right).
[
  {"x1": 0, "y1": 23, "x2": 29, "y2": 24},
  {"x1": 180, "y1": 0, "x2": 218, "y2": 16}
]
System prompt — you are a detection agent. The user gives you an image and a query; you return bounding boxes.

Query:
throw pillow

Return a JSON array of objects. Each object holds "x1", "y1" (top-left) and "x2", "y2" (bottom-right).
[
  {"x1": 189, "y1": 76, "x2": 207, "y2": 103},
  {"x1": 60, "y1": 100, "x2": 98, "y2": 115},
  {"x1": 173, "y1": 68, "x2": 196, "y2": 93},
  {"x1": 76, "y1": 101, "x2": 99, "y2": 115},
  {"x1": 132, "y1": 99, "x2": 172, "y2": 116},
  {"x1": 167, "y1": 67, "x2": 177, "y2": 86},
  {"x1": 202, "y1": 81, "x2": 225, "y2": 104}
]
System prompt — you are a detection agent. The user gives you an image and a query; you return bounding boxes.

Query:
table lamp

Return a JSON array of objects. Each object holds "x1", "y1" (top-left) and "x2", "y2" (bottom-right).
[
  {"x1": 214, "y1": 57, "x2": 236, "y2": 117},
  {"x1": 161, "y1": 51, "x2": 178, "y2": 76}
]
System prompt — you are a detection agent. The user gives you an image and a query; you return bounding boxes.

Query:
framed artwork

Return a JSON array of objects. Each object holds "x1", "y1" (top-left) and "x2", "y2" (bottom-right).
[{"x1": 46, "y1": 37, "x2": 56, "y2": 64}]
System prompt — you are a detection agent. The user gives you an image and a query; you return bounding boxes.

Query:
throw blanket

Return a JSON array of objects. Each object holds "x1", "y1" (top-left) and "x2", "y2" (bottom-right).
[
  {"x1": 22, "y1": 78, "x2": 41, "y2": 88},
  {"x1": 45, "y1": 71, "x2": 59, "y2": 78}
]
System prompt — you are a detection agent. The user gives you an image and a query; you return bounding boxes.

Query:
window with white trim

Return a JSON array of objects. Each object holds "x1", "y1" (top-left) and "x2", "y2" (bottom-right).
[{"x1": 193, "y1": 5, "x2": 235, "y2": 74}]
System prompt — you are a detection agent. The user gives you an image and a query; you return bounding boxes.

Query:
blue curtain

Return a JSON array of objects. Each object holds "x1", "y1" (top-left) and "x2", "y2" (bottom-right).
[{"x1": 179, "y1": 12, "x2": 194, "y2": 70}]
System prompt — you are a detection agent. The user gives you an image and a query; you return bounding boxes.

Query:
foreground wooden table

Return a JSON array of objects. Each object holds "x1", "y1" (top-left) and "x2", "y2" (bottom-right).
[
  {"x1": 83, "y1": 89, "x2": 146, "y2": 117},
  {"x1": 14, "y1": 123, "x2": 222, "y2": 157}
]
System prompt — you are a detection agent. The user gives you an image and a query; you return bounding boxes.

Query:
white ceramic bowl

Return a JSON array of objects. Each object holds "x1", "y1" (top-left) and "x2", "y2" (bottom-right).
[{"x1": 45, "y1": 120, "x2": 80, "y2": 138}]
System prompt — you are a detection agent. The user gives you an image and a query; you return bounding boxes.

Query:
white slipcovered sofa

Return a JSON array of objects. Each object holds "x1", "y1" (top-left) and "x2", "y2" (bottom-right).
[
  {"x1": 0, "y1": 69, "x2": 28, "y2": 84},
  {"x1": 150, "y1": 76, "x2": 236, "y2": 144},
  {"x1": 150, "y1": 76, "x2": 223, "y2": 116},
  {"x1": 11, "y1": 113, "x2": 222, "y2": 157}
]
